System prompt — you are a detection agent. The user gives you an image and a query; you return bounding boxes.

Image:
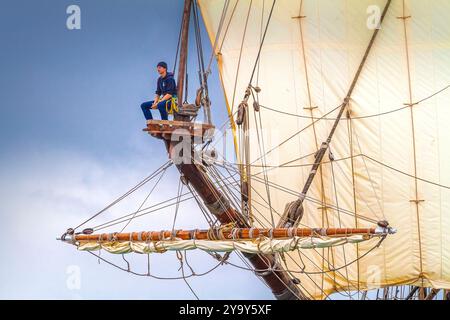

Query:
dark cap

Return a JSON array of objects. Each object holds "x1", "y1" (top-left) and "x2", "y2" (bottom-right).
[{"x1": 157, "y1": 61, "x2": 168, "y2": 69}]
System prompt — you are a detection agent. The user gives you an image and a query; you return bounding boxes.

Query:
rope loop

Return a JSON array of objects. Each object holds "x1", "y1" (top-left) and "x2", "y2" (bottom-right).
[{"x1": 165, "y1": 96, "x2": 179, "y2": 115}]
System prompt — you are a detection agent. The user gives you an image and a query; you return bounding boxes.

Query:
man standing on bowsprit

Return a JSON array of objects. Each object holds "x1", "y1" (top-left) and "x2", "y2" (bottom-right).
[{"x1": 140, "y1": 62, "x2": 177, "y2": 121}]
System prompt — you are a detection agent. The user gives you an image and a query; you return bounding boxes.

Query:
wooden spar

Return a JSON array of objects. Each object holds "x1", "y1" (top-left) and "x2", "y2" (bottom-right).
[
  {"x1": 73, "y1": 227, "x2": 379, "y2": 242},
  {"x1": 278, "y1": 0, "x2": 393, "y2": 228},
  {"x1": 175, "y1": 0, "x2": 192, "y2": 122},
  {"x1": 167, "y1": 0, "x2": 307, "y2": 300}
]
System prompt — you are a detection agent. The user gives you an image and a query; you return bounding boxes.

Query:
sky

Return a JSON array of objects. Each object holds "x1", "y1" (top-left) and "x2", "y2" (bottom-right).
[{"x1": 0, "y1": 0, "x2": 273, "y2": 300}]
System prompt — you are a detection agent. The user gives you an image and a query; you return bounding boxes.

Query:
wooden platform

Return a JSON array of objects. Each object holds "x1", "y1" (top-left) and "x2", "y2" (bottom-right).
[{"x1": 143, "y1": 120, "x2": 215, "y2": 141}]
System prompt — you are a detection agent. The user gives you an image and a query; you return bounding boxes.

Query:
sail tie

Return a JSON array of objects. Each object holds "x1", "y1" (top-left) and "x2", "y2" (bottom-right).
[
  {"x1": 255, "y1": 259, "x2": 280, "y2": 277},
  {"x1": 206, "y1": 222, "x2": 236, "y2": 240},
  {"x1": 171, "y1": 229, "x2": 179, "y2": 240},
  {"x1": 230, "y1": 227, "x2": 239, "y2": 240},
  {"x1": 312, "y1": 228, "x2": 328, "y2": 237},
  {"x1": 248, "y1": 227, "x2": 256, "y2": 239},
  {"x1": 190, "y1": 229, "x2": 199, "y2": 240},
  {"x1": 287, "y1": 227, "x2": 295, "y2": 238}
]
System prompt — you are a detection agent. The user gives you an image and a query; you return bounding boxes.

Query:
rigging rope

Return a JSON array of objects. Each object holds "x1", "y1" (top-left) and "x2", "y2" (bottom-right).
[
  {"x1": 329, "y1": 152, "x2": 353, "y2": 297},
  {"x1": 209, "y1": 234, "x2": 385, "y2": 297},
  {"x1": 93, "y1": 176, "x2": 241, "y2": 232},
  {"x1": 252, "y1": 91, "x2": 276, "y2": 228},
  {"x1": 173, "y1": 13, "x2": 183, "y2": 74},
  {"x1": 177, "y1": 250, "x2": 200, "y2": 300},
  {"x1": 332, "y1": 152, "x2": 385, "y2": 223},
  {"x1": 93, "y1": 192, "x2": 194, "y2": 232},
  {"x1": 217, "y1": 0, "x2": 240, "y2": 59},
  {"x1": 250, "y1": 103, "x2": 344, "y2": 165},
  {"x1": 228, "y1": 83, "x2": 449, "y2": 177},
  {"x1": 213, "y1": 161, "x2": 378, "y2": 235},
  {"x1": 258, "y1": 84, "x2": 450, "y2": 121},
  {"x1": 205, "y1": 0, "x2": 230, "y2": 76},
  {"x1": 216, "y1": 161, "x2": 381, "y2": 225},
  {"x1": 217, "y1": 150, "x2": 450, "y2": 191},
  {"x1": 73, "y1": 161, "x2": 172, "y2": 231},
  {"x1": 78, "y1": 168, "x2": 385, "y2": 301},
  {"x1": 363, "y1": 154, "x2": 450, "y2": 190},
  {"x1": 248, "y1": 0, "x2": 277, "y2": 85},
  {"x1": 87, "y1": 250, "x2": 226, "y2": 281},
  {"x1": 171, "y1": 178, "x2": 184, "y2": 235},
  {"x1": 220, "y1": 236, "x2": 385, "y2": 276},
  {"x1": 119, "y1": 165, "x2": 169, "y2": 233},
  {"x1": 352, "y1": 129, "x2": 384, "y2": 217},
  {"x1": 210, "y1": 151, "x2": 450, "y2": 297},
  {"x1": 230, "y1": 0, "x2": 253, "y2": 114},
  {"x1": 193, "y1": 0, "x2": 206, "y2": 79}
]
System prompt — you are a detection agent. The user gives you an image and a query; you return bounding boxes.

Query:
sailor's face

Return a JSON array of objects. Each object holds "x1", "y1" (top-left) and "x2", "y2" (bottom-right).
[{"x1": 157, "y1": 66, "x2": 166, "y2": 76}]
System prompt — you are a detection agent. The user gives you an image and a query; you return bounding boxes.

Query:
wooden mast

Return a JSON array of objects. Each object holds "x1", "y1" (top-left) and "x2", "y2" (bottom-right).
[
  {"x1": 175, "y1": 0, "x2": 192, "y2": 122},
  {"x1": 165, "y1": 0, "x2": 305, "y2": 300}
]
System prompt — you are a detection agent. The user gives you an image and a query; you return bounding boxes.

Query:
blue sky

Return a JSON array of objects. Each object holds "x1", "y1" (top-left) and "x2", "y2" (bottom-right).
[{"x1": 0, "y1": 0, "x2": 272, "y2": 300}]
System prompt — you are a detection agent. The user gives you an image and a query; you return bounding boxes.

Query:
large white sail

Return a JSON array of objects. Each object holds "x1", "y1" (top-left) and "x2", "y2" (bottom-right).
[{"x1": 198, "y1": 0, "x2": 450, "y2": 298}]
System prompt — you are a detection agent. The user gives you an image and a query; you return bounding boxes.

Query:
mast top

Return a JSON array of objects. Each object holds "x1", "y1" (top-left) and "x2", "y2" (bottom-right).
[{"x1": 143, "y1": 120, "x2": 214, "y2": 142}]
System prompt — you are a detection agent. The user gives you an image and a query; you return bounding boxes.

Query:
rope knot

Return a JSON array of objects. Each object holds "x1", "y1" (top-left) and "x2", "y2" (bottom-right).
[{"x1": 208, "y1": 222, "x2": 236, "y2": 240}]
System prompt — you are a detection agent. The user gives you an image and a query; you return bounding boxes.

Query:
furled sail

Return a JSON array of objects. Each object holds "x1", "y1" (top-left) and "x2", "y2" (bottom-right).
[
  {"x1": 72, "y1": 227, "x2": 387, "y2": 255},
  {"x1": 198, "y1": 0, "x2": 450, "y2": 298},
  {"x1": 77, "y1": 235, "x2": 369, "y2": 255}
]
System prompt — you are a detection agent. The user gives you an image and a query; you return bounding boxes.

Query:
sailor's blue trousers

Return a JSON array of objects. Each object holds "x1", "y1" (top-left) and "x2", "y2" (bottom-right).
[{"x1": 140, "y1": 100, "x2": 170, "y2": 121}]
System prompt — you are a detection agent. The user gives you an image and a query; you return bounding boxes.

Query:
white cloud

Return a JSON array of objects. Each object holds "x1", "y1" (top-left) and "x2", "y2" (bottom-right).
[{"x1": 0, "y1": 147, "x2": 272, "y2": 299}]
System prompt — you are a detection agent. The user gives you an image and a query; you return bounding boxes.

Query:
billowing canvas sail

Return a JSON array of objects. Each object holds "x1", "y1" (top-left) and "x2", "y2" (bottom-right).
[{"x1": 198, "y1": 0, "x2": 450, "y2": 298}]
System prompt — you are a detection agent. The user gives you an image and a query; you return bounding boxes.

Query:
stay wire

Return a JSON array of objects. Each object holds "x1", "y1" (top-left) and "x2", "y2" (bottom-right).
[
  {"x1": 205, "y1": 0, "x2": 230, "y2": 75},
  {"x1": 216, "y1": 161, "x2": 380, "y2": 225},
  {"x1": 119, "y1": 165, "x2": 170, "y2": 233},
  {"x1": 248, "y1": 0, "x2": 277, "y2": 85},
  {"x1": 177, "y1": 251, "x2": 200, "y2": 300},
  {"x1": 250, "y1": 83, "x2": 450, "y2": 166},
  {"x1": 258, "y1": 84, "x2": 450, "y2": 121},
  {"x1": 93, "y1": 192, "x2": 193, "y2": 232},
  {"x1": 74, "y1": 161, "x2": 172, "y2": 231},
  {"x1": 171, "y1": 179, "x2": 184, "y2": 234},
  {"x1": 87, "y1": 250, "x2": 226, "y2": 281}
]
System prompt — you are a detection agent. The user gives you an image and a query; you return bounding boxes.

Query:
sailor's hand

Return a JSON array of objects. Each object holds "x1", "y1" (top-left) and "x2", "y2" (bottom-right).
[{"x1": 151, "y1": 104, "x2": 158, "y2": 109}]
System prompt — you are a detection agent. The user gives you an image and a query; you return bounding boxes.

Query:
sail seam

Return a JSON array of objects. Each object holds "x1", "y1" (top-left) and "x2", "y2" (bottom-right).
[
  {"x1": 295, "y1": 0, "x2": 333, "y2": 298},
  {"x1": 399, "y1": 0, "x2": 424, "y2": 283}
]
